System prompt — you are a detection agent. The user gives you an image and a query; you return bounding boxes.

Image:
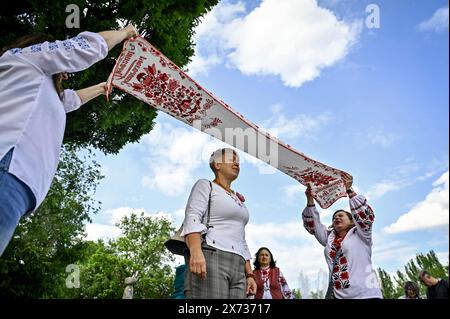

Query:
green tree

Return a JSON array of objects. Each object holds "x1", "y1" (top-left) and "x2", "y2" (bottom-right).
[
  {"x1": 0, "y1": 0, "x2": 219, "y2": 154},
  {"x1": 291, "y1": 288, "x2": 302, "y2": 299},
  {"x1": 309, "y1": 290, "x2": 324, "y2": 299},
  {"x1": 73, "y1": 212, "x2": 175, "y2": 299},
  {"x1": 0, "y1": 147, "x2": 103, "y2": 298},
  {"x1": 377, "y1": 268, "x2": 398, "y2": 299}
]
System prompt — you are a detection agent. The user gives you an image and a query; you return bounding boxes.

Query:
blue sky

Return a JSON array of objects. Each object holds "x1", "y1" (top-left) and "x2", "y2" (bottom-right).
[{"x1": 84, "y1": 0, "x2": 449, "y2": 296}]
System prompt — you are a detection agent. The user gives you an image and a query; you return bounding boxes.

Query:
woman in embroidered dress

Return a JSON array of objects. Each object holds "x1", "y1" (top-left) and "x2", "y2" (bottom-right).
[
  {"x1": 0, "y1": 25, "x2": 138, "y2": 256},
  {"x1": 252, "y1": 247, "x2": 295, "y2": 299},
  {"x1": 181, "y1": 148, "x2": 257, "y2": 298},
  {"x1": 302, "y1": 174, "x2": 383, "y2": 299}
]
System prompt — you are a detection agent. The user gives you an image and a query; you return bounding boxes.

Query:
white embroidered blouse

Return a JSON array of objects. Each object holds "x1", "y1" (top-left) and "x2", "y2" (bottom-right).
[
  {"x1": 181, "y1": 179, "x2": 252, "y2": 261},
  {"x1": 0, "y1": 31, "x2": 108, "y2": 209},
  {"x1": 302, "y1": 194, "x2": 383, "y2": 299}
]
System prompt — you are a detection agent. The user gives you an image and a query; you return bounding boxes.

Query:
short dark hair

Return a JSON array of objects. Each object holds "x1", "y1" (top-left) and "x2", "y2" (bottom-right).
[
  {"x1": 332, "y1": 209, "x2": 352, "y2": 220},
  {"x1": 418, "y1": 270, "x2": 430, "y2": 281},
  {"x1": 209, "y1": 148, "x2": 238, "y2": 174},
  {"x1": 253, "y1": 247, "x2": 276, "y2": 269},
  {"x1": 404, "y1": 281, "x2": 419, "y2": 295}
]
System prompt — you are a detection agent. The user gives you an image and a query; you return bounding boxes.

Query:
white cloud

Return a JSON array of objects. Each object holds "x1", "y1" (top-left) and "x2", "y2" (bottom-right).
[
  {"x1": 85, "y1": 223, "x2": 122, "y2": 241},
  {"x1": 366, "y1": 181, "x2": 404, "y2": 199},
  {"x1": 85, "y1": 206, "x2": 175, "y2": 241},
  {"x1": 365, "y1": 159, "x2": 444, "y2": 199},
  {"x1": 261, "y1": 105, "x2": 332, "y2": 140},
  {"x1": 188, "y1": 0, "x2": 361, "y2": 87},
  {"x1": 187, "y1": 1, "x2": 246, "y2": 76},
  {"x1": 284, "y1": 184, "x2": 305, "y2": 198},
  {"x1": 370, "y1": 237, "x2": 422, "y2": 277},
  {"x1": 417, "y1": 6, "x2": 449, "y2": 33},
  {"x1": 383, "y1": 171, "x2": 449, "y2": 234},
  {"x1": 369, "y1": 129, "x2": 398, "y2": 147},
  {"x1": 139, "y1": 119, "x2": 224, "y2": 196},
  {"x1": 187, "y1": 54, "x2": 221, "y2": 77}
]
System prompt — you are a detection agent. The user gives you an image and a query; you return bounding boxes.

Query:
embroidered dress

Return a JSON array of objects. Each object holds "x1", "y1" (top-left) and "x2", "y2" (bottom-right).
[
  {"x1": 0, "y1": 32, "x2": 108, "y2": 209},
  {"x1": 261, "y1": 266, "x2": 272, "y2": 299},
  {"x1": 302, "y1": 194, "x2": 383, "y2": 299},
  {"x1": 252, "y1": 266, "x2": 295, "y2": 299}
]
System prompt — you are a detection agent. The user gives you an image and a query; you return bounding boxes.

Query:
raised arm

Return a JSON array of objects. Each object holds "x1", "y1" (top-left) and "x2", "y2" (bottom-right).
[
  {"x1": 349, "y1": 190, "x2": 375, "y2": 242},
  {"x1": 7, "y1": 25, "x2": 137, "y2": 75},
  {"x1": 98, "y1": 25, "x2": 137, "y2": 51},
  {"x1": 302, "y1": 187, "x2": 329, "y2": 246},
  {"x1": 343, "y1": 173, "x2": 375, "y2": 242}
]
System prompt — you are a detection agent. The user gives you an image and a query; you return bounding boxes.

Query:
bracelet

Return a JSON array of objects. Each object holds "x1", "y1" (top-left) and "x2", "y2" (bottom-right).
[
  {"x1": 246, "y1": 273, "x2": 255, "y2": 280},
  {"x1": 307, "y1": 204, "x2": 315, "y2": 207}
]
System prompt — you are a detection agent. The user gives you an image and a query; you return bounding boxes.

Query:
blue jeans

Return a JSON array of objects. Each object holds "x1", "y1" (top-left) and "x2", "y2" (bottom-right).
[{"x1": 0, "y1": 149, "x2": 36, "y2": 256}]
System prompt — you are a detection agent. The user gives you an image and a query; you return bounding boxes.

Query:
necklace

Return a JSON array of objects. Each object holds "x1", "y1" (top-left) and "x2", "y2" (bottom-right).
[
  {"x1": 213, "y1": 180, "x2": 244, "y2": 207},
  {"x1": 213, "y1": 179, "x2": 233, "y2": 194}
]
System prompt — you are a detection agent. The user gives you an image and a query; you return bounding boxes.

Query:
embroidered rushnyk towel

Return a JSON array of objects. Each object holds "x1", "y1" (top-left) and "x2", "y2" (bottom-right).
[{"x1": 106, "y1": 36, "x2": 350, "y2": 209}]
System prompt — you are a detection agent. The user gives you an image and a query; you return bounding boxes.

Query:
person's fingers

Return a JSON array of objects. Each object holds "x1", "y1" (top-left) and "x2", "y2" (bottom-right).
[
  {"x1": 125, "y1": 24, "x2": 138, "y2": 39},
  {"x1": 200, "y1": 262, "x2": 207, "y2": 279},
  {"x1": 250, "y1": 282, "x2": 257, "y2": 294}
]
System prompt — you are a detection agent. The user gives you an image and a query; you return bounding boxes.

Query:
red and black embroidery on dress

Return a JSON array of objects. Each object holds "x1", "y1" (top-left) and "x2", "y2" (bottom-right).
[
  {"x1": 329, "y1": 236, "x2": 350, "y2": 290},
  {"x1": 352, "y1": 199, "x2": 374, "y2": 232},
  {"x1": 302, "y1": 213, "x2": 315, "y2": 235}
]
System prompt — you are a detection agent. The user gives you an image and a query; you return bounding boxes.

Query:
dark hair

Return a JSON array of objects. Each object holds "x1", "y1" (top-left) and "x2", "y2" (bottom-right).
[
  {"x1": 418, "y1": 270, "x2": 430, "y2": 281},
  {"x1": 404, "y1": 281, "x2": 419, "y2": 296},
  {"x1": 332, "y1": 209, "x2": 352, "y2": 220},
  {"x1": 1, "y1": 33, "x2": 64, "y2": 100},
  {"x1": 330, "y1": 209, "x2": 355, "y2": 232},
  {"x1": 253, "y1": 247, "x2": 276, "y2": 269}
]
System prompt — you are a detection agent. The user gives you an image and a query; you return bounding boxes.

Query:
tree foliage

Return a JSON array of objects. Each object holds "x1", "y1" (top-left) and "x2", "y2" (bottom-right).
[
  {"x1": 0, "y1": 0, "x2": 218, "y2": 154},
  {"x1": 291, "y1": 288, "x2": 302, "y2": 299},
  {"x1": 0, "y1": 147, "x2": 103, "y2": 298},
  {"x1": 309, "y1": 290, "x2": 325, "y2": 299},
  {"x1": 377, "y1": 268, "x2": 398, "y2": 299},
  {"x1": 71, "y1": 213, "x2": 175, "y2": 299}
]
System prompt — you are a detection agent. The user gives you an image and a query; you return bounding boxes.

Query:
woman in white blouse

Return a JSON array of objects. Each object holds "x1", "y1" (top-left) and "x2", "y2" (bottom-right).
[
  {"x1": 181, "y1": 148, "x2": 257, "y2": 298},
  {"x1": 0, "y1": 25, "x2": 138, "y2": 256},
  {"x1": 302, "y1": 174, "x2": 383, "y2": 299}
]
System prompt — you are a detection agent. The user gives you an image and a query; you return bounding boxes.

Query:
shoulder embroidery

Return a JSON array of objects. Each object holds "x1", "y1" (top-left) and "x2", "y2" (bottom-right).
[
  {"x1": 48, "y1": 42, "x2": 59, "y2": 51},
  {"x1": 62, "y1": 39, "x2": 76, "y2": 51},
  {"x1": 73, "y1": 36, "x2": 90, "y2": 49},
  {"x1": 30, "y1": 44, "x2": 42, "y2": 53},
  {"x1": 9, "y1": 48, "x2": 23, "y2": 54}
]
